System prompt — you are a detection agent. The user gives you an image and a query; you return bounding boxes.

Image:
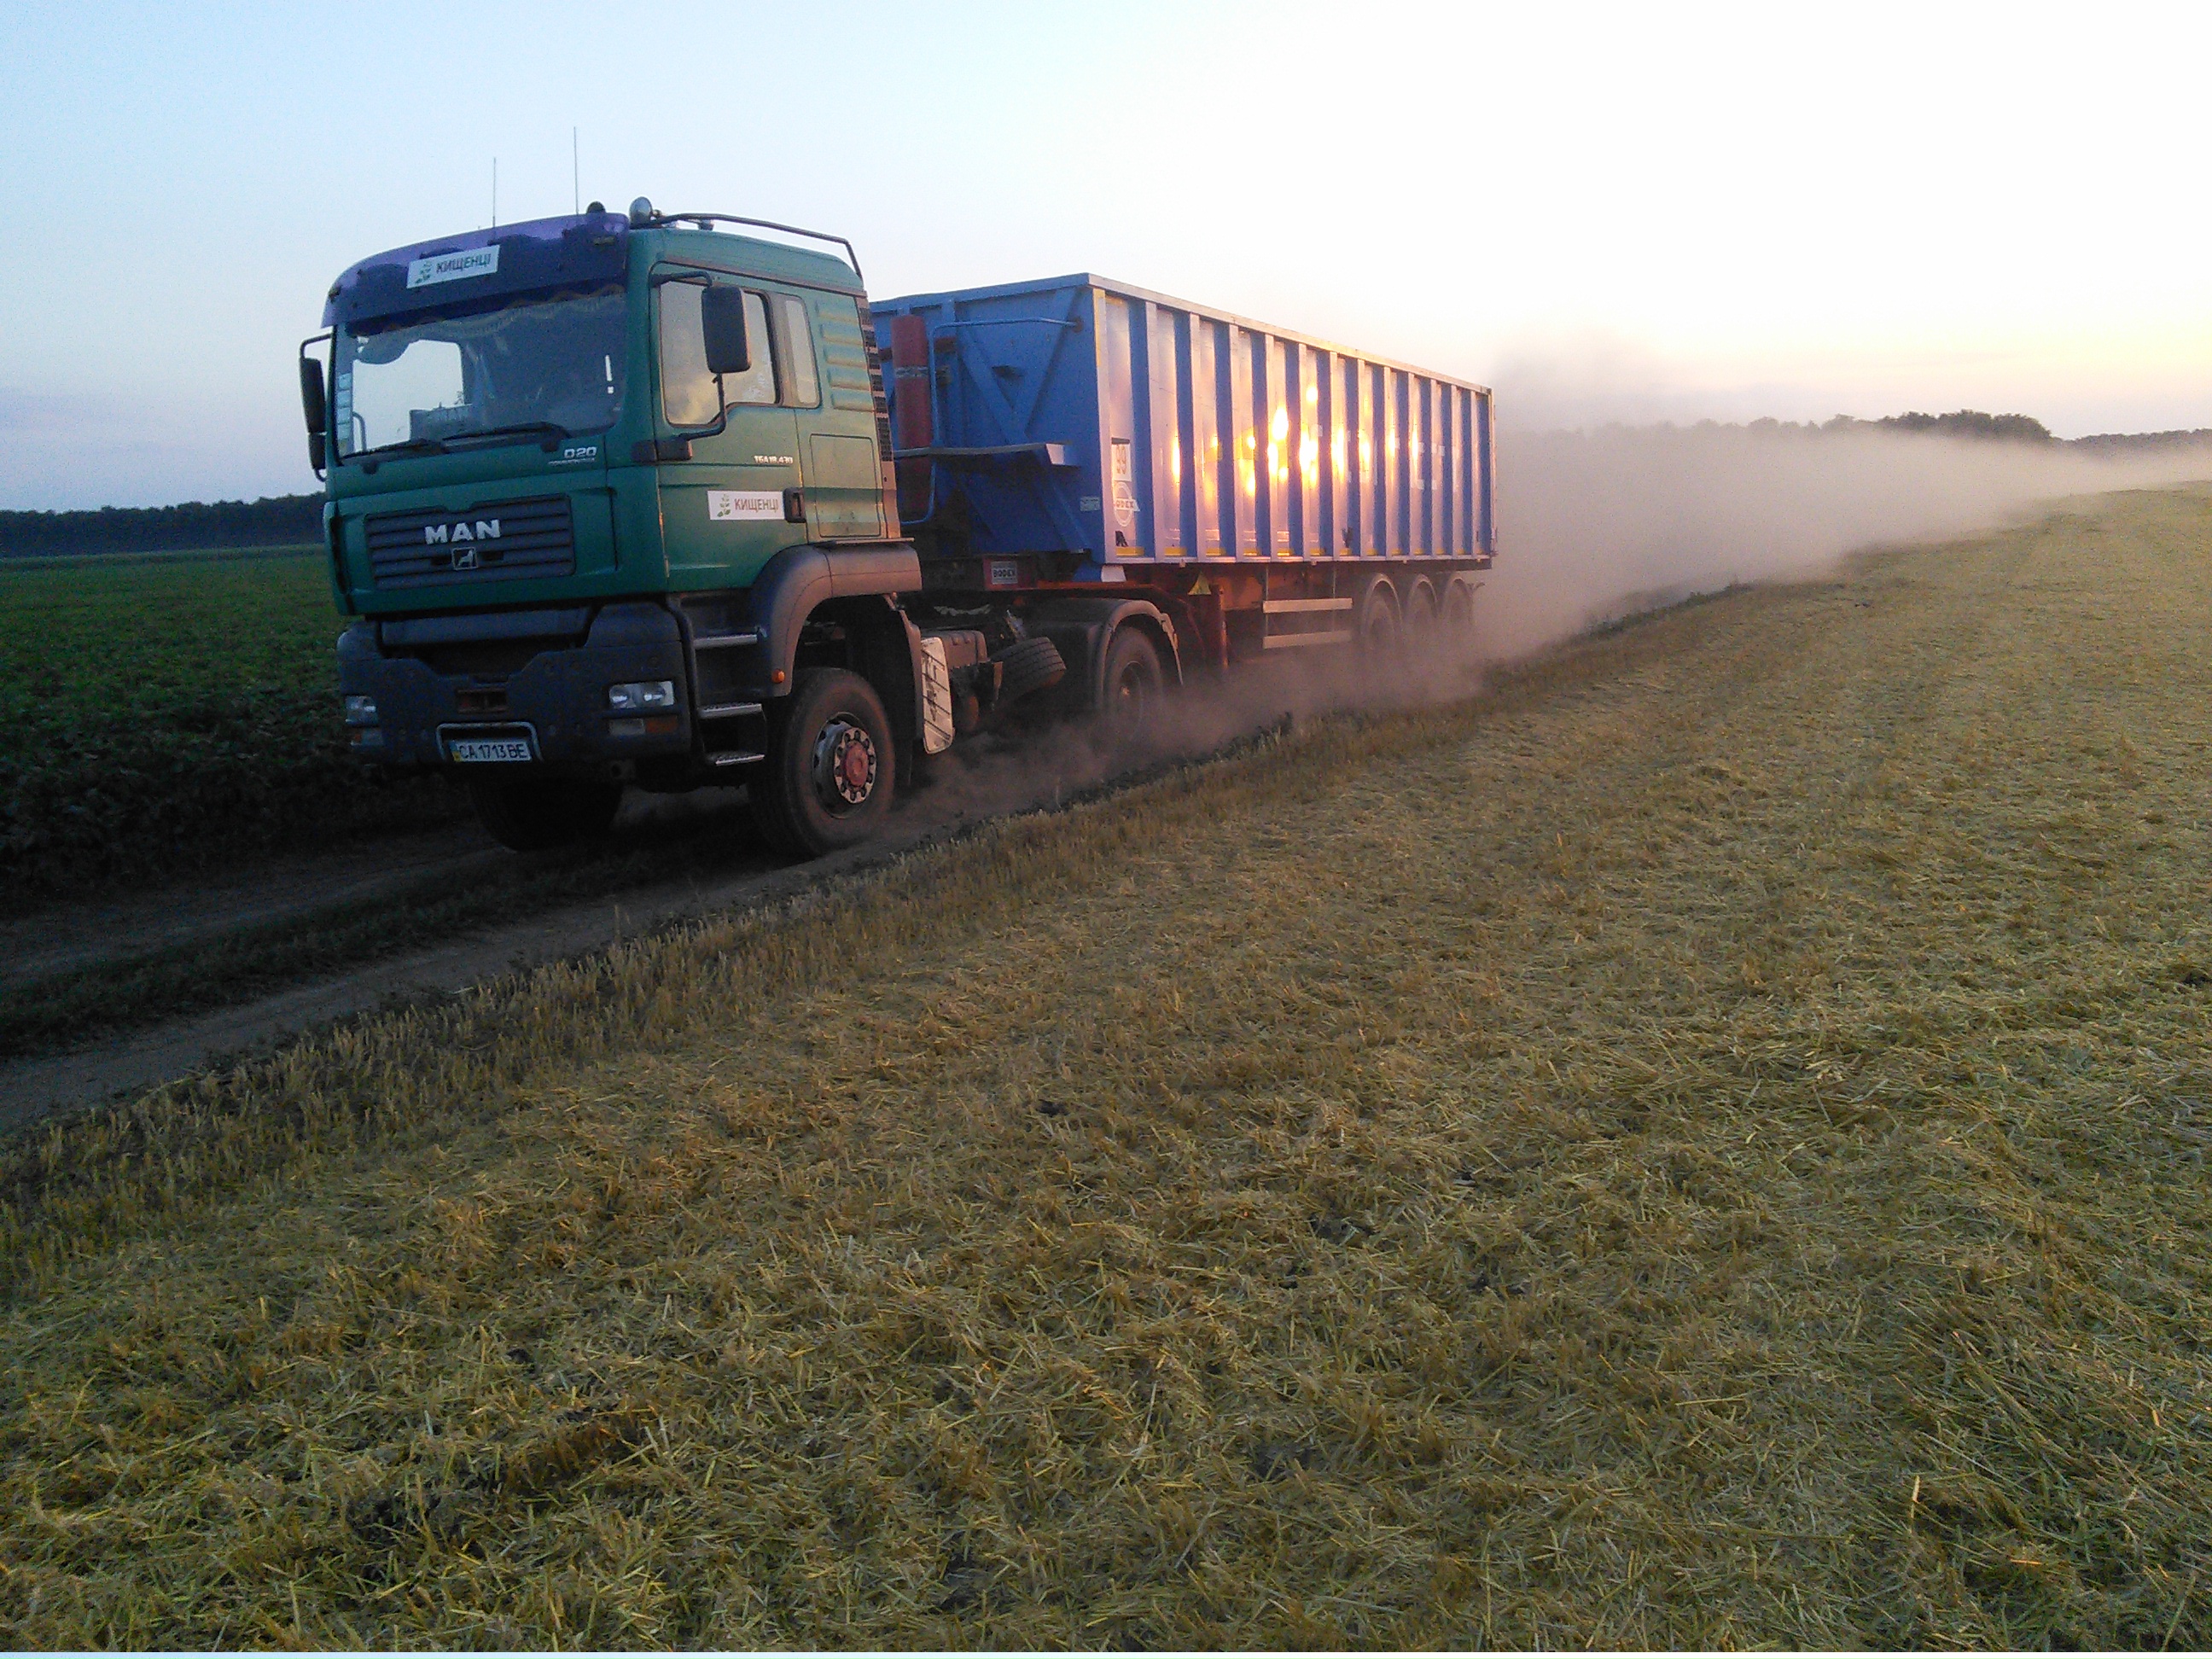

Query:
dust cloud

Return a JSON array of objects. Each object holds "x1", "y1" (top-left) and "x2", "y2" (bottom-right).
[
  {"x1": 1487, "y1": 424, "x2": 2212, "y2": 657},
  {"x1": 904, "y1": 424, "x2": 2212, "y2": 828}
]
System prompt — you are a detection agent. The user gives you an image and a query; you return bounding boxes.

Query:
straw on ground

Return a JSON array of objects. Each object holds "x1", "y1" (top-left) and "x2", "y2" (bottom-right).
[{"x1": 3, "y1": 489, "x2": 2210, "y2": 1646}]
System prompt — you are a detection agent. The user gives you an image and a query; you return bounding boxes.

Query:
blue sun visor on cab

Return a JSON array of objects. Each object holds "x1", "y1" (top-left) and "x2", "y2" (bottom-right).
[{"x1": 323, "y1": 212, "x2": 630, "y2": 331}]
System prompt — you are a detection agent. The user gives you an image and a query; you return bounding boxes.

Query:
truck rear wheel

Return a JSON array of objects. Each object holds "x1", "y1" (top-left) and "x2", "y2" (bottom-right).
[
  {"x1": 1098, "y1": 626, "x2": 1166, "y2": 754},
  {"x1": 468, "y1": 776, "x2": 622, "y2": 853},
  {"x1": 751, "y1": 667, "x2": 895, "y2": 858}
]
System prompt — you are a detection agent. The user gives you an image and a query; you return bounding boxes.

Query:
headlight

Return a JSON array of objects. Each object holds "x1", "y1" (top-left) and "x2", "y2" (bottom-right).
[
  {"x1": 344, "y1": 695, "x2": 378, "y2": 725},
  {"x1": 607, "y1": 679, "x2": 676, "y2": 712}
]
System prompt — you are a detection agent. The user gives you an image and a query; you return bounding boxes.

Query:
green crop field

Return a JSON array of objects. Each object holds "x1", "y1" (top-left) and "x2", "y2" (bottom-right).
[
  {"x1": 5, "y1": 490, "x2": 2211, "y2": 1646},
  {"x1": 0, "y1": 548, "x2": 458, "y2": 906}
]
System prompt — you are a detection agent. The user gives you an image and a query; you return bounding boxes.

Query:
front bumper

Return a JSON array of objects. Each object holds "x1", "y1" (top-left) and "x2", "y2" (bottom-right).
[{"x1": 338, "y1": 602, "x2": 692, "y2": 776}]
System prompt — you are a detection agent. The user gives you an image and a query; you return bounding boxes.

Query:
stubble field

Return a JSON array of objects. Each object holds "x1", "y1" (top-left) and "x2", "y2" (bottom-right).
[{"x1": 3, "y1": 489, "x2": 2210, "y2": 1646}]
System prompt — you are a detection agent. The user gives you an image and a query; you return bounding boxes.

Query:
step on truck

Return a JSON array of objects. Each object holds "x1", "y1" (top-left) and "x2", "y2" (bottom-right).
[{"x1": 302, "y1": 198, "x2": 1496, "y2": 858}]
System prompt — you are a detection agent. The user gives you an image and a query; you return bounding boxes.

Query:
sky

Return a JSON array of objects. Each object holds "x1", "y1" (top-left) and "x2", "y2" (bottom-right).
[{"x1": 2, "y1": 0, "x2": 2207, "y2": 510}]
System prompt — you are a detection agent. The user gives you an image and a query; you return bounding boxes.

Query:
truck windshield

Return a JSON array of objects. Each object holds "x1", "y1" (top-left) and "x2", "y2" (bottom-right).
[{"x1": 335, "y1": 285, "x2": 626, "y2": 458}]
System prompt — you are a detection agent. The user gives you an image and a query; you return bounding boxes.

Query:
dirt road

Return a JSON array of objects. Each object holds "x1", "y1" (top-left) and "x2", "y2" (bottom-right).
[
  {"x1": 0, "y1": 661, "x2": 1377, "y2": 1122},
  {"x1": 0, "y1": 802, "x2": 984, "y2": 1128}
]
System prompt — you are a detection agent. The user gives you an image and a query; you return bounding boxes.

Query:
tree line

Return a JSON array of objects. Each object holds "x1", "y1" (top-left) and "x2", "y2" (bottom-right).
[
  {"x1": 1871, "y1": 410, "x2": 2054, "y2": 442},
  {"x1": 1730, "y1": 410, "x2": 2057, "y2": 442},
  {"x1": 0, "y1": 494, "x2": 321, "y2": 558},
  {"x1": 2070, "y1": 428, "x2": 2212, "y2": 455}
]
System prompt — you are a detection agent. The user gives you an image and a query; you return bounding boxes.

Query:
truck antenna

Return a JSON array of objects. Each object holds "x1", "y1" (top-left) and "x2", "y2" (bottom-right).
[
  {"x1": 491, "y1": 157, "x2": 498, "y2": 230},
  {"x1": 572, "y1": 128, "x2": 579, "y2": 215}
]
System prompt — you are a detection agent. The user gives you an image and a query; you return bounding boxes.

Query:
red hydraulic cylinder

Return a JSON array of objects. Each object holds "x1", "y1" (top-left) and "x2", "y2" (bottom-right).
[
  {"x1": 888, "y1": 314, "x2": 933, "y2": 449},
  {"x1": 888, "y1": 314, "x2": 933, "y2": 521}
]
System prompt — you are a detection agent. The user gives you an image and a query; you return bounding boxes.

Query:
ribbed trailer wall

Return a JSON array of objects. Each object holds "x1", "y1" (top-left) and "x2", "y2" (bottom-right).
[{"x1": 875, "y1": 274, "x2": 1495, "y2": 569}]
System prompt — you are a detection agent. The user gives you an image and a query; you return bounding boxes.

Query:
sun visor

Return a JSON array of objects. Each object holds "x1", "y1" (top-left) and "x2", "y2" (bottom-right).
[{"x1": 323, "y1": 212, "x2": 629, "y2": 330}]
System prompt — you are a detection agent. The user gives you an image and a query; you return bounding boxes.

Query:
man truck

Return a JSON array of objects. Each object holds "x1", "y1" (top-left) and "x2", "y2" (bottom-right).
[{"x1": 301, "y1": 199, "x2": 1495, "y2": 858}]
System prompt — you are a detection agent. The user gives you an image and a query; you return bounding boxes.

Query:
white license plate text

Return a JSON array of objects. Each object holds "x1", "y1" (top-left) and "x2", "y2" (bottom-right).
[{"x1": 448, "y1": 737, "x2": 533, "y2": 763}]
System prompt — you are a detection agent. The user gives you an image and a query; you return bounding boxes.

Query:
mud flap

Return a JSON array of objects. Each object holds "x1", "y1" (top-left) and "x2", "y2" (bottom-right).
[{"x1": 918, "y1": 635, "x2": 956, "y2": 754}]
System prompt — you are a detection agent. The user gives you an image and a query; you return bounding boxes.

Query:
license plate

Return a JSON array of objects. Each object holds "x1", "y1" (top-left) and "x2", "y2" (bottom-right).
[{"x1": 447, "y1": 736, "x2": 534, "y2": 763}]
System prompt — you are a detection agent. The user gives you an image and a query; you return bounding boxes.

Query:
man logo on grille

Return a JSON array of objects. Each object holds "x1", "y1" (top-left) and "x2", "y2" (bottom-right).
[
  {"x1": 453, "y1": 546, "x2": 480, "y2": 570},
  {"x1": 422, "y1": 519, "x2": 502, "y2": 546}
]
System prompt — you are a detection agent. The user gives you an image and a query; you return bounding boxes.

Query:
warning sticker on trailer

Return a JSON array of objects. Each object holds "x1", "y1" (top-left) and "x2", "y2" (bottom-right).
[
  {"x1": 1110, "y1": 439, "x2": 1138, "y2": 535},
  {"x1": 708, "y1": 491, "x2": 783, "y2": 521}
]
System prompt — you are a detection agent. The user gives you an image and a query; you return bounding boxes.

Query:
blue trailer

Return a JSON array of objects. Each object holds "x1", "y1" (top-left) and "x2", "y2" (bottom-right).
[
  {"x1": 304, "y1": 201, "x2": 1499, "y2": 859},
  {"x1": 874, "y1": 272, "x2": 1493, "y2": 701},
  {"x1": 876, "y1": 273, "x2": 1494, "y2": 579}
]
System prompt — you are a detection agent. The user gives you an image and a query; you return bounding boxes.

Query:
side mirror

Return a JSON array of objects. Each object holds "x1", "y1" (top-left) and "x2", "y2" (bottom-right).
[
  {"x1": 700, "y1": 285, "x2": 751, "y2": 375},
  {"x1": 299, "y1": 355, "x2": 327, "y2": 434},
  {"x1": 298, "y1": 354, "x2": 329, "y2": 473}
]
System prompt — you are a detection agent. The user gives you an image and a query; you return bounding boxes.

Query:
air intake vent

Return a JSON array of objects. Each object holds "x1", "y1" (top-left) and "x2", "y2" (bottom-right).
[
  {"x1": 365, "y1": 495, "x2": 575, "y2": 589},
  {"x1": 857, "y1": 298, "x2": 894, "y2": 457}
]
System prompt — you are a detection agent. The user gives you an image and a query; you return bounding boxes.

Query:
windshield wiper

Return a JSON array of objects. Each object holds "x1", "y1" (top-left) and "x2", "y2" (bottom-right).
[
  {"x1": 346, "y1": 422, "x2": 574, "y2": 465},
  {"x1": 444, "y1": 422, "x2": 573, "y2": 451},
  {"x1": 351, "y1": 436, "x2": 449, "y2": 461}
]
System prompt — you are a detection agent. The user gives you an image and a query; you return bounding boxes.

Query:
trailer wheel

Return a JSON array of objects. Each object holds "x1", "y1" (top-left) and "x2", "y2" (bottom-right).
[
  {"x1": 1405, "y1": 579, "x2": 1441, "y2": 656},
  {"x1": 751, "y1": 667, "x2": 896, "y2": 858},
  {"x1": 1355, "y1": 579, "x2": 1402, "y2": 662},
  {"x1": 1098, "y1": 626, "x2": 1166, "y2": 753},
  {"x1": 1442, "y1": 578, "x2": 1481, "y2": 655},
  {"x1": 468, "y1": 776, "x2": 622, "y2": 853}
]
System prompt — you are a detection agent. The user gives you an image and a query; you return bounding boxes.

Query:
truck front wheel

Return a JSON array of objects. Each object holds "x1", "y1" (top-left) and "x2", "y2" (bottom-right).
[
  {"x1": 468, "y1": 776, "x2": 623, "y2": 853},
  {"x1": 752, "y1": 667, "x2": 896, "y2": 857}
]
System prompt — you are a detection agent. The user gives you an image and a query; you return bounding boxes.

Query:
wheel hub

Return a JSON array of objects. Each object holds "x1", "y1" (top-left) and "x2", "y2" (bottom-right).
[
  {"x1": 811, "y1": 718, "x2": 878, "y2": 810},
  {"x1": 1109, "y1": 665, "x2": 1150, "y2": 736}
]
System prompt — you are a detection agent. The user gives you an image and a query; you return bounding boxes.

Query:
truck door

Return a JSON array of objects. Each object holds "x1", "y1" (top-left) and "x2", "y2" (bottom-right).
[
  {"x1": 789, "y1": 290, "x2": 887, "y2": 542},
  {"x1": 654, "y1": 273, "x2": 800, "y2": 585}
]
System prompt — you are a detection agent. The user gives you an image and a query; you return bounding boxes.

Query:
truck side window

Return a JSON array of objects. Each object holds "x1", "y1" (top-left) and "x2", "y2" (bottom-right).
[
  {"x1": 776, "y1": 294, "x2": 820, "y2": 408},
  {"x1": 658, "y1": 280, "x2": 778, "y2": 424},
  {"x1": 657, "y1": 282, "x2": 719, "y2": 427},
  {"x1": 725, "y1": 292, "x2": 778, "y2": 407}
]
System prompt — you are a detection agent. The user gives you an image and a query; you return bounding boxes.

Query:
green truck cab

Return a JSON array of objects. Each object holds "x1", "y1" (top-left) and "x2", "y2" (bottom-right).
[{"x1": 307, "y1": 201, "x2": 951, "y2": 856}]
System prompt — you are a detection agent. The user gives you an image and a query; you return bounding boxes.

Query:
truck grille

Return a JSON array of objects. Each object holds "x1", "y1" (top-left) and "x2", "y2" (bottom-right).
[{"x1": 364, "y1": 495, "x2": 575, "y2": 589}]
